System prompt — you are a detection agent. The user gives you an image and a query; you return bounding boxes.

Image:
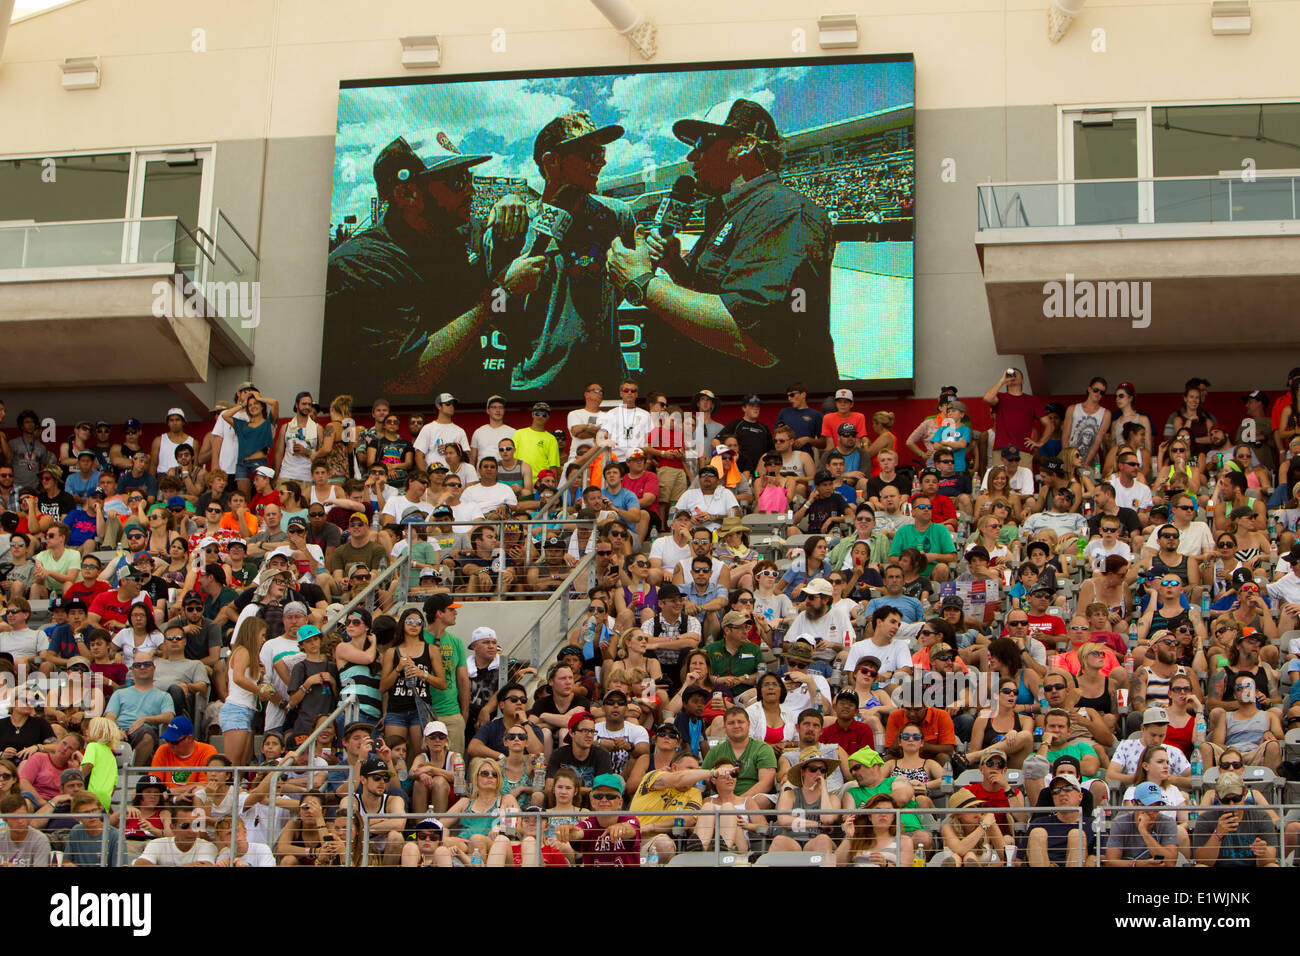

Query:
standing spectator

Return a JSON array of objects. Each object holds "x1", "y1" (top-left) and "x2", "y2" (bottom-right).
[
  {"x1": 514, "y1": 403, "x2": 562, "y2": 476},
  {"x1": 422, "y1": 593, "x2": 471, "y2": 753},
  {"x1": 413, "y1": 393, "x2": 469, "y2": 471},
  {"x1": 718, "y1": 395, "x2": 774, "y2": 473},
  {"x1": 9, "y1": 410, "x2": 50, "y2": 492},
  {"x1": 982, "y1": 369, "x2": 1043, "y2": 454}
]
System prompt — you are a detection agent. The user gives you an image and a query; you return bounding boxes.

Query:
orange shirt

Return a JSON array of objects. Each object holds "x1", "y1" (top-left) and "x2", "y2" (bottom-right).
[
  {"x1": 1052, "y1": 646, "x2": 1121, "y2": 677},
  {"x1": 220, "y1": 511, "x2": 259, "y2": 536},
  {"x1": 151, "y1": 741, "x2": 218, "y2": 789},
  {"x1": 884, "y1": 707, "x2": 957, "y2": 749}
]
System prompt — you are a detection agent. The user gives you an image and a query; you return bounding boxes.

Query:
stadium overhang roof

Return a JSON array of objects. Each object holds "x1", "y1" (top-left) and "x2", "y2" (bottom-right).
[{"x1": 976, "y1": 223, "x2": 1300, "y2": 393}]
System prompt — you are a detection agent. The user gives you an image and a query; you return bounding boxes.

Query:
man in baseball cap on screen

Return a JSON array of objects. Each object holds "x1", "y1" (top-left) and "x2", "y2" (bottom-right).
[
  {"x1": 606, "y1": 98, "x2": 837, "y2": 390},
  {"x1": 325, "y1": 133, "x2": 547, "y2": 398},
  {"x1": 484, "y1": 110, "x2": 635, "y2": 397}
]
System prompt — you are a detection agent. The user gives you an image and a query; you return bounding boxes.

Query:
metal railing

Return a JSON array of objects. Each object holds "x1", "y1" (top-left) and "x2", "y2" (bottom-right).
[
  {"x1": 535, "y1": 442, "x2": 607, "y2": 522},
  {"x1": 0, "y1": 811, "x2": 114, "y2": 867}
]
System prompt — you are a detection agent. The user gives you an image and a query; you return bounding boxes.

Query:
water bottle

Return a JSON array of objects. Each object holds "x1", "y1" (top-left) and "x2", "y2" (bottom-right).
[
  {"x1": 1267, "y1": 511, "x2": 1277, "y2": 542},
  {"x1": 942, "y1": 757, "x2": 953, "y2": 791},
  {"x1": 1199, "y1": 589, "x2": 1211, "y2": 616},
  {"x1": 1127, "y1": 620, "x2": 1138, "y2": 649},
  {"x1": 470, "y1": 847, "x2": 483, "y2": 867},
  {"x1": 1190, "y1": 749, "x2": 1203, "y2": 789},
  {"x1": 452, "y1": 754, "x2": 466, "y2": 797},
  {"x1": 1123, "y1": 650, "x2": 1134, "y2": 675},
  {"x1": 756, "y1": 659, "x2": 768, "y2": 677},
  {"x1": 1039, "y1": 694, "x2": 1050, "y2": 717},
  {"x1": 1193, "y1": 712, "x2": 1207, "y2": 746},
  {"x1": 644, "y1": 842, "x2": 659, "y2": 867},
  {"x1": 531, "y1": 753, "x2": 546, "y2": 792},
  {"x1": 830, "y1": 660, "x2": 843, "y2": 689},
  {"x1": 912, "y1": 846, "x2": 926, "y2": 867}
]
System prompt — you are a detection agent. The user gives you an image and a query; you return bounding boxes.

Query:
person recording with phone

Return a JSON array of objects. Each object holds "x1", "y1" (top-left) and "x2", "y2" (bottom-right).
[
  {"x1": 606, "y1": 99, "x2": 836, "y2": 383},
  {"x1": 484, "y1": 111, "x2": 637, "y2": 395}
]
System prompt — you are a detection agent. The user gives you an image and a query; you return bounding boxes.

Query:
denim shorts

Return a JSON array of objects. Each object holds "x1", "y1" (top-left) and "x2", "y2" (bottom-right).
[
  {"x1": 234, "y1": 459, "x2": 268, "y2": 481},
  {"x1": 219, "y1": 701, "x2": 257, "y2": 732},
  {"x1": 382, "y1": 709, "x2": 423, "y2": 730}
]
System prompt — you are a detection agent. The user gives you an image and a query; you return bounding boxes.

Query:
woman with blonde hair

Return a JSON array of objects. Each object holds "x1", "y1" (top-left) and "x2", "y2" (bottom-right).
[
  {"x1": 605, "y1": 627, "x2": 663, "y2": 691},
  {"x1": 975, "y1": 467, "x2": 1022, "y2": 523},
  {"x1": 79, "y1": 716, "x2": 124, "y2": 811},
  {"x1": 940, "y1": 788, "x2": 1007, "y2": 866},
  {"x1": 442, "y1": 756, "x2": 518, "y2": 864},
  {"x1": 222, "y1": 617, "x2": 272, "y2": 766},
  {"x1": 318, "y1": 394, "x2": 354, "y2": 485}
]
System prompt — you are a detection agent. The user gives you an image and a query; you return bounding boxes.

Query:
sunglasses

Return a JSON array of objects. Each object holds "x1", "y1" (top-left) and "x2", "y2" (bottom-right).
[
  {"x1": 1068, "y1": 625, "x2": 1090, "y2": 631},
  {"x1": 1049, "y1": 787, "x2": 1076, "y2": 796},
  {"x1": 416, "y1": 832, "x2": 440, "y2": 841},
  {"x1": 504, "y1": 732, "x2": 528, "y2": 741},
  {"x1": 983, "y1": 759, "x2": 1007, "y2": 769},
  {"x1": 132, "y1": 662, "x2": 154, "y2": 669},
  {"x1": 477, "y1": 769, "x2": 499, "y2": 778},
  {"x1": 857, "y1": 669, "x2": 877, "y2": 677},
  {"x1": 999, "y1": 687, "x2": 1018, "y2": 695},
  {"x1": 590, "y1": 792, "x2": 622, "y2": 801},
  {"x1": 1042, "y1": 683, "x2": 1067, "y2": 692},
  {"x1": 898, "y1": 733, "x2": 923, "y2": 741},
  {"x1": 502, "y1": 695, "x2": 527, "y2": 704},
  {"x1": 1170, "y1": 686, "x2": 1193, "y2": 694},
  {"x1": 655, "y1": 729, "x2": 680, "y2": 738},
  {"x1": 1219, "y1": 793, "x2": 1244, "y2": 804},
  {"x1": 1159, "y1": 579, "x2": 1181, "y2": 587},
  {"x1": 1007, "y1": 620, "x2": 1029, "y2": 627},
  {"x1": 164, "y1": 635, "x2": 185, "y2": 641},
  {"x1": 913, "y1": 504, "x2": 932, "y2": 510},
  {"x1": 1219, "y1": 760, "x2": 1244, "y2": 770},
  {"x1": 1174, "y1": 504, "x2": 1195, "y2": 511}
]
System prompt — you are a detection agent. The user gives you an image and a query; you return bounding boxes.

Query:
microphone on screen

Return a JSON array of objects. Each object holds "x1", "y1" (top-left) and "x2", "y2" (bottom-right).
[
  {"x1": 653, "y1": 175, "x2": 696, "y2": 239},
  {"x1": 525, "y1": 185, "x2": 583, "y2": 258}
]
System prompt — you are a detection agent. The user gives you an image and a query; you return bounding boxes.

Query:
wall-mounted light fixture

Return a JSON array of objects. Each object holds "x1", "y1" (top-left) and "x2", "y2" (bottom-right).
[
  {"x1": 399, "y1": 35, "x2": 441, "y2": 69},
  {"x1": 59, "y1": 55, "x2": 101, "y2": 90}
]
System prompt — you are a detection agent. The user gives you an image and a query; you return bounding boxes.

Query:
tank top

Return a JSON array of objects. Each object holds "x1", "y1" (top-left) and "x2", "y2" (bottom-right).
[
  {"x1": 1150, "y1": 552, "x2": 1190, "y2": 586},
  {"x1": 156, "y1": 433, "x2": 191, "y2": 474},
  {"x1": 777, "y1": 786, "x2": 826, "y2": 840},
  {"x1": 496, "y1": 462, "x2": 525, "y2": 490},
  {"x1": 386, "y1": 644, "x2": 433, "y2": 714},
  {"x1": 1016, "y1": 670, "x2": 1034, "y2": 707},
  {"x1": 979, "y1": 713, "x2": 1018, "y2": 750},
  {"x1": 280, "y1": 418, "x2": 321, "y2": 482},
  {"x1": 458, "y1": 796, "x2": 503, "y2": 837},
  {"x1": 1068, "y1": 405, "x2": 1104, "y2": 457},
  {"x1": 1076, "y1": 676, "x2": 1113, "y2": 715},
  {"x1": 763, "y1": 722, "x2": 786, "y2": 745},
  {"x1": 1140, "y1": 664, "x2": 1184, "y2": 708},
  {"x1": 852, "y1": 837, "x2": 899, "y2": 866},
  {"x1": 226, "y1": 653, "x2": 259, "y2": 709},
  {"x1": 1223, "y1": 709, "x2": 1268, "y2": 748},
  {"x1": 1163, "y1": 712, "x2": 1194, "y2": 758},
  {"x1": 890, "y1": 764, "x2": 930, "y2": 785},
  {"x1": 339, "y1": 640, "x2": 383, "y2": 721}
]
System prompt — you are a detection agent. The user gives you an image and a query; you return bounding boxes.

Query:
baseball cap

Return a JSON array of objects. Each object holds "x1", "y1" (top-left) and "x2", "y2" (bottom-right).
[
  {"x1": 834, "y1": 689, "x2": 860, "y2": 706},
  {"x1": 567, "y1": 710, "x2": 595, "y2": 732},
  {"x1": 533, "y1": 114, "x2": 625, "y2": 168},
  {"x1": 254, "y1": 465, "x2": 276, "y2": 479},
  {"x1": 423, "y1": 720, "x2": 449, "y2": 738},
  {"x1": 590, "y1": 773, "x2": 625, "y2": 795},
  {"x1": 1131, "y1": 781, "x2": 1166, "y2": 806},
  {"x1": 531, "y1": 401, "x2": 551, "y2": 414},
  {"x1": 287, "y1": 516, "x2": 308, "y2": 532},
  {"x1": 295, "y1": 624, "x2": 322, "y2": 643},
  {"x1": 720, "y1": 610, "x2": 750, "y2": 629},
  {"x1": 166, "y1": 495, "x2": 187, "y2": 510},
  {"x1": 742, "y1": 394, "x2": 761, "y2": 406},
  {"x1": 160, "y1": 716, "x2": 194, "y2": 743},
  {"x1": 837, "y1": 422, "x2": 857, "y2": 437},
  {"x1": 847, "y1": 746, "x2": 884, "y2": 769},
  {"x1": 680, "y1": 686, "x2": 710, "y2": 703},
  {"x1": 980, "y1": 748, "x2": 1008, "y2": 766},
  {"x1": 940, "y1": 595, "x2": 965, "y2": 611},
  {"x1": 76, "y1": 448, "x2": 96, "y2": 459},
  {"x1": 347, "y1": 513, "x2": 369, "y2": 526},
  {"x1": 673, "y1": 98, "x2": 779, "y2": 147},
  {"x1": 1215, "y1": 771, "x2": 1245, "y2": 798},
  {"x1": 485, "y1": 395, "x2": 506, "y2": 408},
  {"x1": 414, "y1": 817, "x2": 444, "y2": 832},
  {"x1": 999, "y1": 445, "x2": 1021, "y2": 459},
  {"x1": 695, "y1": 389, "x2": 717, "y2": 400},
  {"x1": 834, "y1": 388, "x2": 854, "y2": 401},
  {"x1": 181, "y1": 590, "x2": 204, "y2": 607},
  {"x1": 166, "y1": 407, "x2": 186, "y2": 421},
  {"x1": 469, "y1": 626, "x2": 497, "y2": 646},
  {"x1": 424, "y1": 593, "x2": 461, "y2": 616},
  {"x1": 434, "y1": 392, "x2": 456, "y2": 406},
  {"x1": 947, "y1": 399, "x2": 967, "y2": 413},
  {"x1": 802, "y1": 578, "x2": 834, "y2": 597},
  {"x1": 419, "y1": 567, "x2": 438, "y2": 579},
  {"x1": 373, "y1": 134, "x2": 489, "y2": 199},
  {"x1": 1048, "y1": 773, "x2": 1081, "y2": 791},
  {"x1": 124, "y1": 418, "x2": 142, "y2": 431},
  {"x1": 964, "y1": 545, "x2": 990, "y2": 562},
  {"x1": 359, "y1": 754, "x2": 388, "y2": 778},
  {"x1": 627, "y1": 448, "x2": 645, "y2": 459},
  {"x1": 1141, "y1": 707, "x2": 1169, "y2": 726}
]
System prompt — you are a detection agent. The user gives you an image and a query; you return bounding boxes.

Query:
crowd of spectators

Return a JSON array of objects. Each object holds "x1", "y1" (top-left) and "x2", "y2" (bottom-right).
[{"x1": 1, "y1": 365, "x2": 1299, "y2": 867}]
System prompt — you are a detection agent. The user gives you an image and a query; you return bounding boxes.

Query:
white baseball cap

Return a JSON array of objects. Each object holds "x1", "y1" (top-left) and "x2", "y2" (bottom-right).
[
  {"x1": 423, "y1": 720, "x2": 449, "y2": 737},
  {"x1": 469, "y1": 626, "x2": 498, "y2": 646},
  {"x1": 835, "y1": 388, "x2": 854, "y2": 401},
  {"x1": 166, "y1": 407, "x2": 186, "y2": 420}
]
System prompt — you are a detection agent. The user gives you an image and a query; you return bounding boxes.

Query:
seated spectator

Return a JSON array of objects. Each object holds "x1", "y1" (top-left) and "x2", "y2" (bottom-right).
[
  {"x1": 941, "y1": 787, "x2": 1010, "y2": 866},
  {"x1": 62, "y1": 790, "x2": 120, "y2": 867},
  {"x1": 1105, "y1": 782, "x2": 1178, "y2": 867},
  {"x1": 150, "y1": 716, "x2": 217, "y2": 793},
  {"x1": 133, "y1": 795, "x2": 216, "y2": 866},
  {"x1": 0, "y1": 792, "x2": 52, "y2": 865},
  {"x1": 1191, "y1": 769, "x2": 1281, "y2": 867},
  {"x1": 18, "y1": 732, "x2": 82, "y2": 804},
  {"x1": 1025, "y1": 772, "x2": 1094, "y2": 867}
]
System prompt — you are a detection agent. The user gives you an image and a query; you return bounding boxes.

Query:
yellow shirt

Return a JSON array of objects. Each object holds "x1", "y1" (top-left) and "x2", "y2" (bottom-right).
[
  {"x1": 512, "y1": 427, "x2": 560, "y2": 475},
  {"x1": 628, "y1": 768, "x2": 704, "y2": 826}
]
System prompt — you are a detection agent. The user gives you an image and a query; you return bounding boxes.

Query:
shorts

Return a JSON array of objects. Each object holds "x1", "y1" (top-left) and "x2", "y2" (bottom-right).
[
  {"x1": 382, "y1": 709, "x2": 423, "y2": 730},
  {"x1": 219, "y1": 700, "x2": 257, "y2": 732},
  {"x1": 234, "y1": 458, "x2": 269, "y2": 481},
  {"x1": 657, "y1": 467, "x2": 688, "y2": 511},
  {"x1": 126, "y1": 725, "x2": 159, "y2": 748}
]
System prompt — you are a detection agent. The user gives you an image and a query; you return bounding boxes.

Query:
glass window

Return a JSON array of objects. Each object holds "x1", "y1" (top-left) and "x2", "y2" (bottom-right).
[
  {"x1": 0, "y1": 153, "x2": 131, "y2": 223},
  {"x1": 1071, "y1": 118, "x2": 1140, "y2": 225}
]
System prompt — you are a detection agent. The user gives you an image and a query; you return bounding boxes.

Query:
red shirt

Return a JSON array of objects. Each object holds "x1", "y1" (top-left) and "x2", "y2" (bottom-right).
[
  {"x1": 89, "y1": 590, "x2": 155, "y2": 629},
  {"x1": 960, "y1": 780, "x2": 1021, "y2": 829},
  {"x1": 64, "y1": 580, "x2": 112, "y2": 604},
  {"x1": 822, "y1": 411, "x2": 868, "y2": 441},
  {"x1": 918, "y1": 493, "x2": 956, "y2": 528},
  {"x1": 623, "y1": 471, "x2": 659, "y2": 505},
  {"x1": 511, "y1": 843, "x2": 568, "y2": 866},
  {"x1": 646, "y1": 424, "x2": 685, "y2": 471},
  {"x1": 573, "y1": 815, "x2": 641, "y2": 866},
  {"x1": 821, "y1": 719, "x2": 873, "y2": 754},
  {"x1": 883, "y1": 708, "x2": 957, "y2": 749},
  {"x1": 250, "y1": 491, "x2": 280, "y2": 517},
  {"x1": 1025, "y1": 613, "x2": 1067, "y2": 646},
  {"x1": 992, "y1": 392, "x2": 1041, "y2": 452}
]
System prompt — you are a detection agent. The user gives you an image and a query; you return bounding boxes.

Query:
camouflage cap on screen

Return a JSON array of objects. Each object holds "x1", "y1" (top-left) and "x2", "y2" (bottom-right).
[
  {"x1": 673, "y1": 99, "x2": 780, "y2": 147},
  {"x1": 533, "y1": 112, "x2": 625, "y2": 168},
  {"x1": 373, "y1": 134, "x2": 490, "y2": 199}
]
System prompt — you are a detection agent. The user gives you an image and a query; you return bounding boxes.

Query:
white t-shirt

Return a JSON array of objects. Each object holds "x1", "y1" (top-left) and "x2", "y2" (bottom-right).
[
  {"x1": 568, "y1": 408, "x2": 606, "y2": 461},
  {"x1": 595, "y1": 720, "x2": 650, "y2": 751},
  {"x1": 136, "y1": 836, "x2": 217, "y2": 866},
  {"x1": 470, "y1": 423, "x2": 516, "y2": 464},
  {"x1": 1266, "y1": 571, "x2": 1300, "y2": 606},
  {"x1": 650, "y1": 535, "x2": 692, "y2": 572},
  {"x1": 278, "y1": 417, "x2": 322, "y2": 482},
  {"x1": 599, "y1": 406, "x2": 652, "y2": 458},
  {"x1": 211, "y1": 412, "x2": 246, "y2": 476},
  {"x1": 675, "y1": 556, "x2": 727, "y2": 587},
  {"x1": 981, "y1": 465, "x2": 1035, "y2": 496},
  {"x1": 382, "y1": 495, "x2": 434, "y2": 525},
  {"x1": 459, "y1": 482, "x2": 518, "y2": 519},
  {"x1": 1110, "y1": 478, "x2": 1153, "y2": 511},
  {"x1": 0, "y1": 627, "x2": 46, "y2": 659},
  {"x1": 675, "y1": 487, "x2": 740, "y2": 531},
  {"x1": 112, "y1": 629, "x2": 163, "y2": 670},
  {"x1": 566, "y1": 529, "x2": 598, "y2": 560},
  {"x1": 844, "y1": 637, "x2": 913, "y2": 676},
  {"x1": 1121, "y1": 783, "x2": 1187, "y2": 822},
  {"x1": 215, "y1": 841, "x2": 276, "y2": 867},
  {"x1": 783, "y1": 673, "x2": 833, "y2": 713},
  {"x1": 1142, "y1": 521, "x2": 1215, "y2": 557},
  {"x1": 414, "y1": 422, "x2": 470, "y2": 469},
  {"x1": 259, "y1": 635, "x2": 303, "y2": 732},
  {"x1": 1084, "y1": 539, "x2": 1133, "y2": 572},
  {"x1": 786, "y1": 606, "x2": 856, "y2": 659}
]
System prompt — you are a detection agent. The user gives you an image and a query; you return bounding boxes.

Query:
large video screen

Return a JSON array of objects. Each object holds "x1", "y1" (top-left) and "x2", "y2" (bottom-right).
[{"x1": 324, "y1": 55, "x2": 914, "y2": 405}]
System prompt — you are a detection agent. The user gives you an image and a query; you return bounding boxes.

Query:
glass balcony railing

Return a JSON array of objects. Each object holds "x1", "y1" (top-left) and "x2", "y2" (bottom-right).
[
  {"x1": 0, "y1": 216, "x2": 201, "y2": 274},
  {"x1": 0, "y1": 210, "x2": 259, "y2": 353},
  {"x1": 977, "y1": 175, "x2": 1300, "y2": 231}
]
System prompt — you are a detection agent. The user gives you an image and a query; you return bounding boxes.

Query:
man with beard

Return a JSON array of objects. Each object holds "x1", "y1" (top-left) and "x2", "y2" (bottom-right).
[
  {"x1": 325, "y1": 134, "x2": 544, "y2": 397},
  {"x1": 607, "y1": 99, "x2": 836, "y2": 385},
  {"x1": 786, "y1": 578, "x2": 854, "y2": 676},
  {"x1": 485, "y1": 112, "x2": 636, "y2": 394}
]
